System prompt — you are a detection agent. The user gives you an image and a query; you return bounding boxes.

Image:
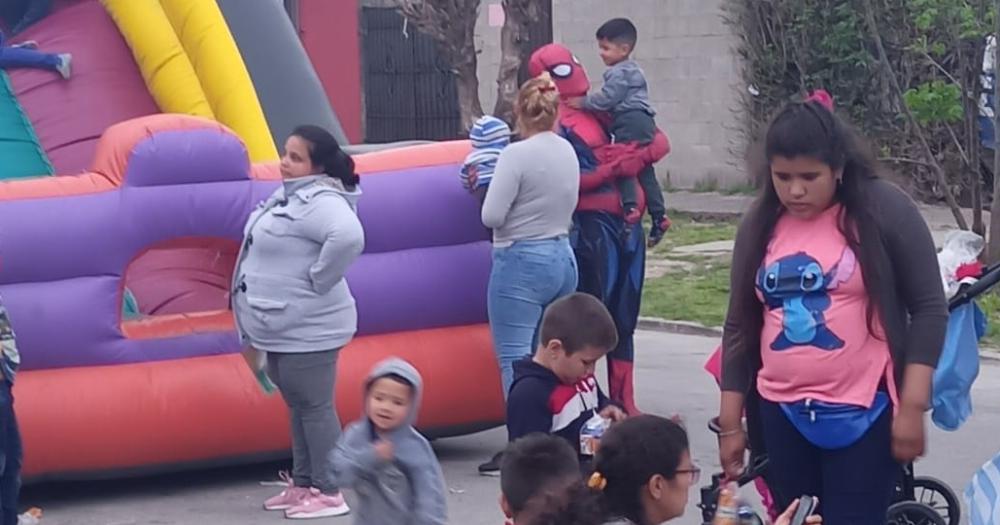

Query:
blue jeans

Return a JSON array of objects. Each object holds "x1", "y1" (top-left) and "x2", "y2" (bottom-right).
[
  {"x1": 759, "y1": 397, "x2": 896, "y2": 525},
  {"x1": 0, "y1": 31, "x2": 61, "y2": 72},
  {"x1": 488, "y1": 236, "x2": 577, "y2": 397},
  {"x1": 0, "y1": 381, "x2": 20, "y2": 525}
]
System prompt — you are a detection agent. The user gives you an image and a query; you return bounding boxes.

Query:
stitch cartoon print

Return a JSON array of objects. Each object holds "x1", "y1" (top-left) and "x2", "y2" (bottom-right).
[{"x1": 757, "y1": 247, "x2": 857, "y2": 351}]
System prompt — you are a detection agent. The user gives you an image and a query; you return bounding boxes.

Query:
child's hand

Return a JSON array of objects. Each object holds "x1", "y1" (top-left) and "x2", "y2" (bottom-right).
[
  {"x1": 599, "y1": 405, "x2": 627, "y2": 423},
  {"x1": 374, "y1": 439, "x2": 394, "y2": 461},
  {"x1": 567, "y1": 97, "x2": 585, "y2": 109}
]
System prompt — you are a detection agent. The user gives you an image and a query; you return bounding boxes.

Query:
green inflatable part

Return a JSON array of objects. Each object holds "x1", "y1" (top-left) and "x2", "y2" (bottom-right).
[
  {"x1": 0, "y1": 71, "x2": 53, "y2": 180},
  {"x1": 122, "y1": 288, "x2": 141, "y2": 320}
]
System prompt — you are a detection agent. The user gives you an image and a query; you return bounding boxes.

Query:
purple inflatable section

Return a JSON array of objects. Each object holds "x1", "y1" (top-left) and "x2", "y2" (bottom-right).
[
  {"x1": 0, "y1": 126, "x2": 491, "y2": 370},
  {"x1": 125, "y1": 130, "x2": 251, "y2": 187},
  {"x1": 357, "y1": 165, "x2": 490, "y2": 254}
]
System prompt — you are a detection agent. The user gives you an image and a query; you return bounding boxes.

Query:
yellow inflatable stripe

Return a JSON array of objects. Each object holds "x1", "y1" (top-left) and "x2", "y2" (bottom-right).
[
  {"x1": 99, "y1": 0, "x2": 214, "y2": 120},
  {"x1": 159, "y1": 0, "x2": 278, "y2": 161}
]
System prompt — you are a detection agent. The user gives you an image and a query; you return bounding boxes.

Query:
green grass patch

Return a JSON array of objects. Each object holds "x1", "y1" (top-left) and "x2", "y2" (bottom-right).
[
  {"x1": 977, "y1": 291, "x2": 1000, "y2": 349},
  {"x1": 642, "y1": 259, "x2": 731, "y2": 328},
  {"x1": 649, "y1": 212, "x2": 738, "y2": 255},
  {"x1": 641, "y1": 213, "x2": 737, "y2": 326}
]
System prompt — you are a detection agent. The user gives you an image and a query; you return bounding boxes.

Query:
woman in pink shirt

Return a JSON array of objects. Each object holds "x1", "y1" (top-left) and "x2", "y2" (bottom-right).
[{"x1": 717, "y1": 92, "x2": 948, "y2": 525}]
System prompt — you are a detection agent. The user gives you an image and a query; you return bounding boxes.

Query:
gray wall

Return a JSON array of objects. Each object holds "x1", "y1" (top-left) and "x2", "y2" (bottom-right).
[{"x1": 550, "y1": 0, "x2": 745, "y2": 189}]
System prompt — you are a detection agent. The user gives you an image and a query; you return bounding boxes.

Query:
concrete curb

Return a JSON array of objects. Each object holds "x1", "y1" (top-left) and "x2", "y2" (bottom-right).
[
  {"x1": 637, "y1": 317, "x2": 723, "y2": 338},
  {"x1": 637, "y1": 317, "x2": 1000, "y2": 364}
]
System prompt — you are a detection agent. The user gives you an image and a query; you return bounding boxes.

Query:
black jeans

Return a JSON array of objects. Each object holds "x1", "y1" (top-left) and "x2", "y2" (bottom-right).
[
  {"x1": 759, "y1": 397, "x2": 896, "y2": 525},
  {"x1": 0, "y1": 381, "x2": 20, "y2": 525},
  {"x1": 611, "y1": 110, "x2": 664, "y2": 221}
]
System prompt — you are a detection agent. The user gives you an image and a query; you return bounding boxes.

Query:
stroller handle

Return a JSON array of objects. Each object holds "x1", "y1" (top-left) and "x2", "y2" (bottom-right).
[{"x1": 948, "y1": 263, "x2": 1000, "y2": 311}]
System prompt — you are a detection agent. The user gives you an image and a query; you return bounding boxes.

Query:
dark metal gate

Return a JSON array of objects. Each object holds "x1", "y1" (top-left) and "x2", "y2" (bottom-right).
[{"x1": 361, "y1": 7, "x2": 462, "y2": 143}]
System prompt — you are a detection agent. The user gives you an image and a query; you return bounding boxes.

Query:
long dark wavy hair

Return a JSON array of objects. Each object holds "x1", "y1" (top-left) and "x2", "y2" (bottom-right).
[{"x1": 732, "y1": 95, "x2": 890, "y2": 367}]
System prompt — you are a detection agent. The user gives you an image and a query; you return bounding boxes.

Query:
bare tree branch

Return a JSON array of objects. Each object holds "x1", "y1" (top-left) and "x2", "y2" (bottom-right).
[{"x1": 861, "y1": 0, "x2": 969, "y2": 230}]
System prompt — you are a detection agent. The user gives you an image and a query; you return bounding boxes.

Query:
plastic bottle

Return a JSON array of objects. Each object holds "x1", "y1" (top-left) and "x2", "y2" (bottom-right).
[
  {"x1": 737, "y1": 502, "x2": 756, "y2": 525},
  {"x1": 713, "y1": 484, "x2": 739, "y2": 525},
  {"x1": 579, "y1": 414, "x2": 611, "y2": 456}
]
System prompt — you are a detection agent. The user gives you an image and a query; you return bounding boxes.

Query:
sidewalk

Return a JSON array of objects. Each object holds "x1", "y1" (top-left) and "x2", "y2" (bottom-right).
[{"x1": 665, "y1": 190, "x2": 986, "y2": 247}]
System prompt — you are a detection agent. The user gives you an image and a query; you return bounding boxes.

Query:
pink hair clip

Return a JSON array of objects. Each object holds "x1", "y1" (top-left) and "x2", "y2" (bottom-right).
[{"x1": 806, "y1": 89, "x2": 834, "y2": 111}]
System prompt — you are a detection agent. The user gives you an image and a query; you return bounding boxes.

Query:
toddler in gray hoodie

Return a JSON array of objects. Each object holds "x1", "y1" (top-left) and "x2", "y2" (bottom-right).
[{"x1": 331, "y1": 358, "x2": 447, "y2": 525}]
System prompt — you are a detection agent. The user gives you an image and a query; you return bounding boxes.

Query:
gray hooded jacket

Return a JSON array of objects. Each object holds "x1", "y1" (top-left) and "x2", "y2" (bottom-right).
[
  {"x1": 232, "y1": 175, "x2": 364, "y2": 353},
  {"x1": 331, "y1": 359, "x2": 448, "y2": 525}
]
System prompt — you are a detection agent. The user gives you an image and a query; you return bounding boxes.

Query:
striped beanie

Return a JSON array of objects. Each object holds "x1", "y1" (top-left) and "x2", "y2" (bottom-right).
[{"x1": 469, "y1": 116, "x2": 512, "y2": 149}]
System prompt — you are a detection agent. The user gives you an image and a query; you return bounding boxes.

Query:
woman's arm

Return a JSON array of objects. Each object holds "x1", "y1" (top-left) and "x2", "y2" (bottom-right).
[
  {"x1": 718, "y1": 214, "x2": 758, "y2": 478},
  {"x1": 879, "y1": 182, "x2": 948, "y2": 378},
  {"x1": 877, "y1": 181, "x2": 948, "y2": 461},
  {"x1": 481, "y1": 149, "x2": 520, "y2": 229},
  {"x1": 302, "y1": 198, "x2": 365, "y2": 294}
]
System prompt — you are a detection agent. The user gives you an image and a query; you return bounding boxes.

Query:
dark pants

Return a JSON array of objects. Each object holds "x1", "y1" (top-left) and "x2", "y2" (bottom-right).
[
  {"x1": 611, "y1": 110, "x2": 665, "y2": 221},
  {"x1": 572, "y1": 212, "x2": 645, "y2": 413},
  {"x1": 759, "y1": 398, "x2": 897, "y2": 525},
  {"x1": 0, "y1": 381, "x2": 21, "y2": 525}
]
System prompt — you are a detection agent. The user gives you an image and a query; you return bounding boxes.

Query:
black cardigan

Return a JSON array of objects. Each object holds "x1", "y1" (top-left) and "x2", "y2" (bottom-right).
[{"x1": 721, "y1": 179, "x2": 949, "y2": 396}]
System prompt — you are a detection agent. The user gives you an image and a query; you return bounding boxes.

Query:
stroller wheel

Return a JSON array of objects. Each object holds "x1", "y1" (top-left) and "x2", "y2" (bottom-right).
[
  {"x1": 912, "y1": 476, "x2": 960, "y2": 525},
  {"x1": 887, "y1": 501, "x2": 947, "y2": 525}
]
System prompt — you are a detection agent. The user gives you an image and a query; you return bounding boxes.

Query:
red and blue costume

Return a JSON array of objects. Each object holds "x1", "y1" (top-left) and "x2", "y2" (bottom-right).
[{"x1": 528, "y1": 44, "x2": 669, "y2": 414}]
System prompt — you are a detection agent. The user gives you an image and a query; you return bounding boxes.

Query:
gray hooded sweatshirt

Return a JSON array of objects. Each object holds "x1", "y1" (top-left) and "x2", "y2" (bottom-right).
[
  {"x1": 331, "y1": 359, "x2": 448, "y2": 525},
  {"x1": 232, "y1": 175, "x2": 365, "y2": 353}
]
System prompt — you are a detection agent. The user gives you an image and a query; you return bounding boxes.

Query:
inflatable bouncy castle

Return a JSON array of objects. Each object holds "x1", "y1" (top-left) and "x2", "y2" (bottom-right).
[{"x1": 0, "y1": 0, "x2": 502, "y2": 480}]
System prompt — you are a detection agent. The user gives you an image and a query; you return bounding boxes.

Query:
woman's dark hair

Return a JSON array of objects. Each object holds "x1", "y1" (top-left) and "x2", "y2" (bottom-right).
[
  {"x1": 290, "y1": 125, "x2": 360, "y2": 187},
  {"x1": 518, "y1": 482, "x2": 604, "y2": 525},
  {"x1": 732, "y1": 95, "x2": 889, "y2": 370},
  {"x1": 591, "y1": 415, "x2": 689, "y2": 525}
]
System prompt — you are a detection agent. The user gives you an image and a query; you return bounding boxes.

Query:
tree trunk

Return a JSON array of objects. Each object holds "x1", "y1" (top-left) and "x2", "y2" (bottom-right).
[
  {"x1": 454, "y1": 54, "x2": 484, "y2": 134},
  {"x1": 395, "y1": 0, "x2": 485, "y2": 135},
  {"x1": 862, "y1": 0, "x2": 969, "y2": 230},
  {"x1": 492, "y1": 0, "x2": 535, "y2": 124},
  {"x1": 963, "y1": 42, "x2": 986, "y2": 235},
  {"x1": 988, "y1": 23, "x2": 1000, "y2": 260}
]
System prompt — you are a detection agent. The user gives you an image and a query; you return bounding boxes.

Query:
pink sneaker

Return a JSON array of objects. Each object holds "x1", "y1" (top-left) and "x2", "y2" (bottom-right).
[
  {"x1": 263, "y1": 472, "x2": 310, "y2": 511},
  {"x1": 285, "y1": 488, "x2": 351, "y2": 519}
]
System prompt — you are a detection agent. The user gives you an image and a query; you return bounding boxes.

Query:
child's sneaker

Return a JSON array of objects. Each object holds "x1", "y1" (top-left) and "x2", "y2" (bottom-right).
[
  {"x1": 623, "y1": 207, "x2": 642, "y2": 225},
  {"x1": 647, "y1": 216, "x2": 671, "y2": 248},
  {"x1": 285, "y1": 488, "x2": 351, "y2": 519},
  {"x1": 56, "y1": 54, "x2": 72, "y2": 80},
  {"x1": 263, "y1": 471, "x2": 310, "y2": 511}
]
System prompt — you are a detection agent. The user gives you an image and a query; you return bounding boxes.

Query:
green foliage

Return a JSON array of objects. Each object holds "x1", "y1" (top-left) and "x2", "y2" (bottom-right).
[
  {"x1": 904, "y1": 81, "x2": 964, "y2": 125},
  {"x1": 723, "y1": 0, "x2": 996, "y2": 202}
]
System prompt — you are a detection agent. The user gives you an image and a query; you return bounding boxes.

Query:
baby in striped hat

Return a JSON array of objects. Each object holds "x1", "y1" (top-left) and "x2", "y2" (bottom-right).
[{"x1": 461, "y1": 115, "x2": 512, "y2": 193}]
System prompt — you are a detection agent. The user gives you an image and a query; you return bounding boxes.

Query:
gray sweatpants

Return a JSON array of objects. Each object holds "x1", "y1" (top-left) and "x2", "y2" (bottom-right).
[{"x1": 266, "y1": 349, "x2": 342, "y2": 493}]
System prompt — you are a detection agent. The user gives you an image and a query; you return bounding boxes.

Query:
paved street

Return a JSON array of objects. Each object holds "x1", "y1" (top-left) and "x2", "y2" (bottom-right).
[{"x1": 24, "y1": 330, "x2": 1000, "y2": 524}]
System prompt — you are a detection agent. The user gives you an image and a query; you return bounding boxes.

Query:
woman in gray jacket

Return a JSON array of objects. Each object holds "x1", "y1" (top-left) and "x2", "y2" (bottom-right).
[{"x1": 233, "y1": 125, "x2": 364, "y2": 520}]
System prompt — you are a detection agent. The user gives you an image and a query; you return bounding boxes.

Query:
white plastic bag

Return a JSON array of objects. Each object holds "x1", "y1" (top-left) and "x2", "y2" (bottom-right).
[{"x1": 938, "y1": 230, "x2": 984, "y2": 299}]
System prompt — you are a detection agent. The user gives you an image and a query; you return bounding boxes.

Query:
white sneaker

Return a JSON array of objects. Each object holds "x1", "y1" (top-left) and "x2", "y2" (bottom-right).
[{"x1": 56, "y1": 53, "x2": 72, "y2": 80}]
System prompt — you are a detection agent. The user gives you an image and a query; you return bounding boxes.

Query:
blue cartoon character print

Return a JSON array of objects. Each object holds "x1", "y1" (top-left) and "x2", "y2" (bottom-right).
[{"x1": 757, "y1": 247, "x2": 856, "y2": 351}]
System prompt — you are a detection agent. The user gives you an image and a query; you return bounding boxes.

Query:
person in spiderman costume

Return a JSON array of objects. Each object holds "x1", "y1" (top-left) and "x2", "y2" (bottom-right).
[{"x1": 527, "y1": 44, "x2": 669, "y2": 415}]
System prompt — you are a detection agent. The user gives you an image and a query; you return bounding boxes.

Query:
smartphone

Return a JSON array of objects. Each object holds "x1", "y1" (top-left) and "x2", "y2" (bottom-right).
[{"x1": 789, "y1": 495, "x2": 818, "y2": 525}]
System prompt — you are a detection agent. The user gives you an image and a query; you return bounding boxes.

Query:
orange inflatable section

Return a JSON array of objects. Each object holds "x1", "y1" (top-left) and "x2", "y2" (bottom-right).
[{"x1": 19, "y1": 324, "x2": 500, "y2": 479}]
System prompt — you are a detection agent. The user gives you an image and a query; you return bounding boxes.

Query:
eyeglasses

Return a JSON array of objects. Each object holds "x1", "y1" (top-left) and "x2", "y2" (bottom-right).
[{"x1": 676, "y1": 466, "x2": 701, "y2": 485}]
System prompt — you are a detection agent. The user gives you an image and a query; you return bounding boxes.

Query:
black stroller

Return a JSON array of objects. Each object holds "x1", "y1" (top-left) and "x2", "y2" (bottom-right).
[{"x1": 698, "y1": 263, "x2": 1000, "y2": 525}]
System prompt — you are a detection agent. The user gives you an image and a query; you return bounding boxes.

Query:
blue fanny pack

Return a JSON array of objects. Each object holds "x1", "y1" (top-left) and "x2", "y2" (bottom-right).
[{"x1": 779, "y1": 391, "x2": 890, "y2": 450}]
